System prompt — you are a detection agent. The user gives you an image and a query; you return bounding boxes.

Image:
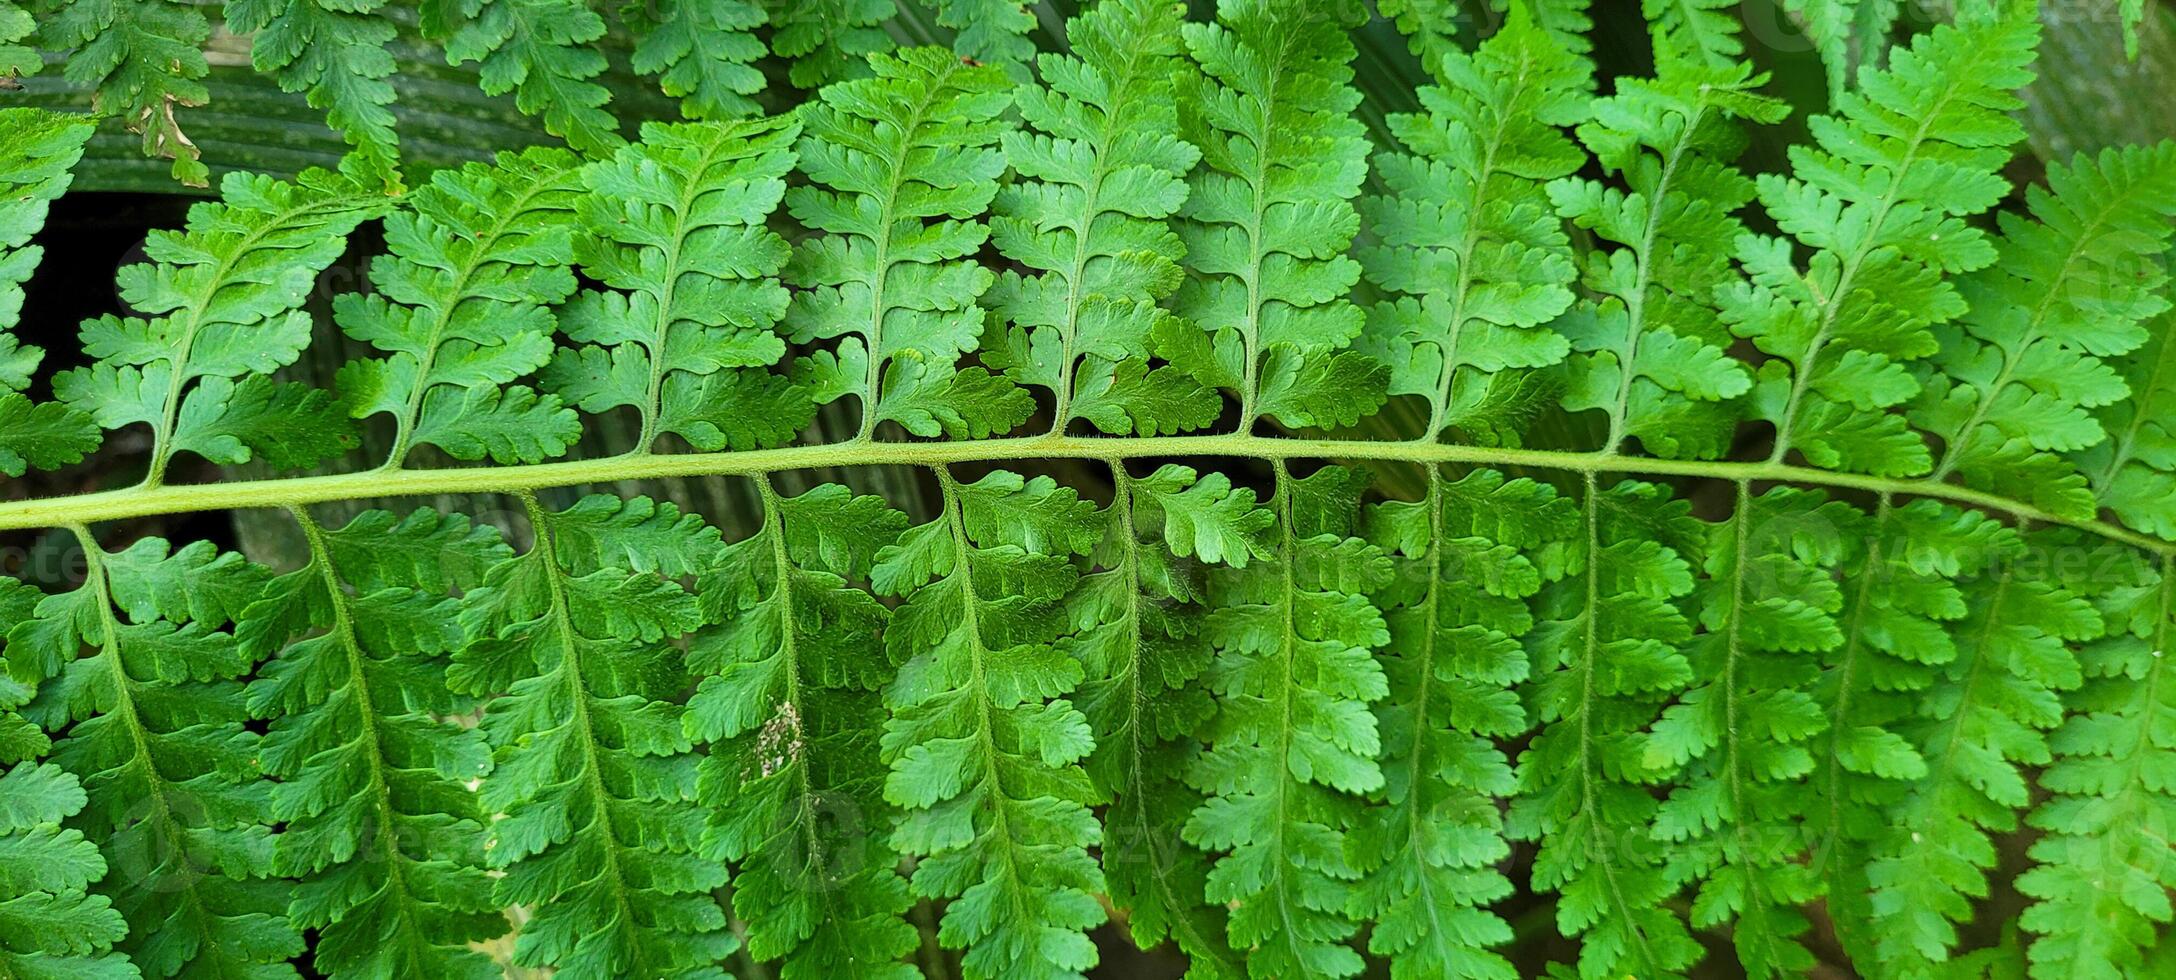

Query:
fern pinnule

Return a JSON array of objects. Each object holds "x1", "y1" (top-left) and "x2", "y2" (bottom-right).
[
  {"x1": 1921, "y1": 142, "x2": 2176, "y2": 520},
  {"x1": 784, "y1": 48, "x2": 1028, "y2": 441},
  {"x1": 0, "y1": 760, "x2": 132, "y2": 977},
  {"x1": 336, "y1": 147, "x2": 587, "y2": 468},
  {"x1": 2017, "y1": 551, "x2": 2176, "y2": 979},
  {"x1": 1555, "y1": 59, "x2": 1784, "y2": 459},
  {"x1": 238, "y1": 508, "x2": 507, "y2": 979},
  {"x1": 1652, "y1": 486, "x2": 1861, "y2": 976},
  {"x1": 1185, "y1": 463, "x2": 1391, "y2": 979},
  {"x1": 1070, "y1": 463, "x2": 1267, "y2": 975},
  {"x1": 625, "y1": 0, "x2": 768, "y2": 121},
  {"x1": 422, "y1": 0, "x2": 620, "y2": 154},
  {"x1": 984, "y1": 0, "x2": 1216, "y2": 437},
  {"x1": 875, "y1": 469, "x2": 1107, "y2": 980},
  {"x1": 1354, "y1": 467, "x2": 1575, "y2": 979},
  {"x1": 52, "y1": 167, "x2": 383, "y2": 485},
  {"x1": 545, "y1": 117, "x2": 813, "y2": 454},
  {"x1": 0, "y1": 110, "x2": 98, "y2": 479},
  {"x1": 11, "y1": 532, "x2": 299, "y2": 978},
  {"x1": 1510, "y1": 477, "x2": 1705, "y2": 979},
  {"x1": 686, "y1": 480, "x2": 920, "y2": 980},
  {"x1": 41, "y1": 0, "x2": 212, "y2": 184},
  {"x1": 1358, "y1": 6, "x2": 1586, "y2": 445},
  {"x1": 453, "y1": 494, "x2": 732, "y2": 978},
  {"x1": 1726, "y1": 9, "x2": 2039, "y2": 478},
  {"x1": 1166, "y1": 0, "x2": 1387, "y2": 432},
  {"x1": 224, "y1": 0, "x2": 403, "y2": 189},
  {"x1": 1864, "y1": 525, "x2": 2102, "y2": 973}
]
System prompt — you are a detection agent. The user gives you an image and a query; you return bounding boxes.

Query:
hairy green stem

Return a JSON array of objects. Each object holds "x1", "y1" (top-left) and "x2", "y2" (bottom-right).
[{"x1": 8, "y1": 437, "x2": 2165, "y2": 553}]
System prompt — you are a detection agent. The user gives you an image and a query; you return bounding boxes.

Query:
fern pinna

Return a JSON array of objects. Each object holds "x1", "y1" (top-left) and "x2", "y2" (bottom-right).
[{"x1": 6, "y1": 2, "x2": 2176, "y2": 979}]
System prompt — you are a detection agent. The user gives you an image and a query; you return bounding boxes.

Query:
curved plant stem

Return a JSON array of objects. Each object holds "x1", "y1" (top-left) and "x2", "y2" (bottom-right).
[{"x1": 5, "y1": 437, "x2": 2165, "y2": 553}]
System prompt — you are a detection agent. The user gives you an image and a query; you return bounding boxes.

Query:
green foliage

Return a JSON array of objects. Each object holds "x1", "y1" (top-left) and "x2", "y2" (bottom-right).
[
  {"x1": 983, "y1": 0, "x2": 1212, "y2": 436},
  {"x1": 783, "y1": 46, "x2": 1028, "y2": 439},
  {"x1": 0, "y1": 110, "x2": 98, "y2": 478},
  {"x1": 42, "y1": 0, "x2": 213, "y2": 184},
  {"x1": 5, "y1": 4, "x2": 2176, "y2": 980},
  {"x1": 223, "y1": 0, "x2": 401, "y2": 188},
  {"x1": 1360, "y1": 4, "x2": 1587, "y2": 444},
  {"x1": 1168, "y1": 0, "x2": 1387, "y2": 432}
]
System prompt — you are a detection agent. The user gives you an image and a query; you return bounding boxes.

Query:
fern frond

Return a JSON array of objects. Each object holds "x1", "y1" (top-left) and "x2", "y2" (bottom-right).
[
  {"x1": 1071, "y1": 463, "x2": 1263, "y2": 975},
  {"x1": 783, "y1": 47, "x2": 1027, "y2": 440},
  {"x1": 544, "y1": 118, "x2": 812, "y2": 452},
  {"x1": 0, "y1": 109, "x2": 99, "y2": 479},
  {"x1": 238, "y1": 508, "x2": 508, "y2": 979},
  {"x1": 1359, "y1": 7, "x2": 1586, "y2": 444},
  {"x1": 0, "y1": 0, "x2": 33, "y2": 80},
  {"x1": 1653, "y1": 486, "x2": 1860, "y2": 976},
  {"x1": 2017, "y1": 552, "x2": 2176, "y2": 979},
  {"x1": 875, "y1": 468, "x2": 1106, "y2": 979},
  {"x1": 1807, "y1": 497, "x2": 2009, "y2": 955},
  {"x1": 766, "y1": 0, "x2": 896, "y2": 89},
  {"x1": 1185, "y1": 462, "x2": 1390, "y2": 979},
  {"x1": 1864, "y1": 525, "x2": 2102, "y2": 973},
  {"x1": 625, "y1": 0, "x2": 768, "y2": 120},
  {"x1": 1167, "y1": 0, "x2": 1386, "y2": 432},
  {"x1": 1510, "y1": 477, "x2": 1705, "y2": 979},
  {"x1": 1727, "y1": 10, "x2": 2038, "y2": 479},
  {"x1": 1556, "y1": 60, "x2": 1783, "y2": 459},
  {"x1": 223, "y1": 0, "x2": 402, "y2": 188},
  {"x1": 1781, "y1": 0, "x2": 1902, "y2": 95},
  {"x1": 51, "y1": 167, "x2": 381, "y2": 485},
  {"x1": 452, "y1": 492, "x2": 732, "y2": 977},
  {"x1": 2088, "y1": 313, "x2": 2176, "y2": 540},
  {"x1": 1921, "y1": 142, "x2": 2176, "y2": 520},
  {"x1": 421, "y1": 0, "x2": 620, "y2": 154},
  {"x1": 984, "y1": 0, "x2": 1211, "y2": 436},
  {"x1": 10, "y1": 531, "x2": 299, "y2": 978},
  {"x1": 0, "y1": 760, "x2": 132, "y2": 978},
  {"x1": 1354, "y1": 467, "x2": 1574, "y2": 979},
  {"x1": 42, "y1": 0, "x2": 211, "y2": 184},
  {"x1": 1374, "y1": 0, "x2": 1463, "y2": 67},
  {"x1": 336, "y1": 147, "x2": 586, "y2": 468},
  {"x1": 1644, "y1": 0, "x2": 1744, "y2": 67},
  {"x1": 932, "y1": 0, "x2": 1036, "y2": 76},
  {"x1": 685, "y1": 479, "x2": 920, "y2": 979}
]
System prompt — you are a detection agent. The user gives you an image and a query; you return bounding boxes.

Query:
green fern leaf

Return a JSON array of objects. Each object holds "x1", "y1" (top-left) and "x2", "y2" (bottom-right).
[
  {"x1": 984, "y1": 0, "x2": 1212, "y2": 436},
  {"x1": 1726, "y1": 9, "x2": 2039, "y2": 479},
  {"x1": 767, "y1": 0, "x2": 897, "y2": 89},
  {"x1": 1185, "y1": 463, "x2": 1390, "y2": 979},
  {"x1": 1510, "y1": 478, "x2": 1706, "y2": 979},
  {"x1": 1921, "y1": 142, "x2": 2176, "y2": 521},
  {"x1": 876, "y1": 468, "x2": 1106, "y2": 979},
  {"x1": 1555, "y1": 60, "x2": 1783, "y2": 458},
  {"x1": 783, "y1": 47, "x2": 1027, "y2": 439},
  {"x1": 1359, "y1": 6, "x2": 1587, "y2": 444},
  {"x1": 1168, "y1": 0, "x2": 1386, "y2": 432},
  {"x1": 422, "y1": 0, "x2": 621, "y2": 154},
  {"x1": 2017, "y1": 552, "x2": 2176, "y2": 980},
  {"x1": 223, "y1": 0, "x2": 402, "y2": 188},
  {"x1": 1070, "y1": 463, "x2": 1262, "y2": 976},
  {"x1": 51, "y1": 168, "x2": 382, "y2": 484},
  {"x1": 545, "y1": 117, "x2": 812, "y2": 451},
  {"x1": 625, "y1": 0, "x2": 768, "y2": 120},
  {"x1": 0, "y1": 761, "x2": 133, "y2": 978},
  {"x1": 1353, "y1": 468, "x2": 1575, "y2": 980},
  {"x1": 932, "y1": 0, "x2": 1036, "y2": 76},
  {"x1": 239, "y1": 508, "x2": 508, "y2": 979},
  {"x1": 453, "y1": 492, "x2": 732, "y2": 977},
  {"x1": 687, "y1": 479, "x2": 919, "y2": 979},
  {"x1": 43, "y1": 0, "x2": 212, "y2": 184},
  {"x1": 10, "y1": 533, "x2": 301, "y2": 979},
  {"x1": 335, "y1": 147, "x2": 586, "y2": 467},
  {"x1": 0, "y1": 109, "x2": 99, "y2": 478}
]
